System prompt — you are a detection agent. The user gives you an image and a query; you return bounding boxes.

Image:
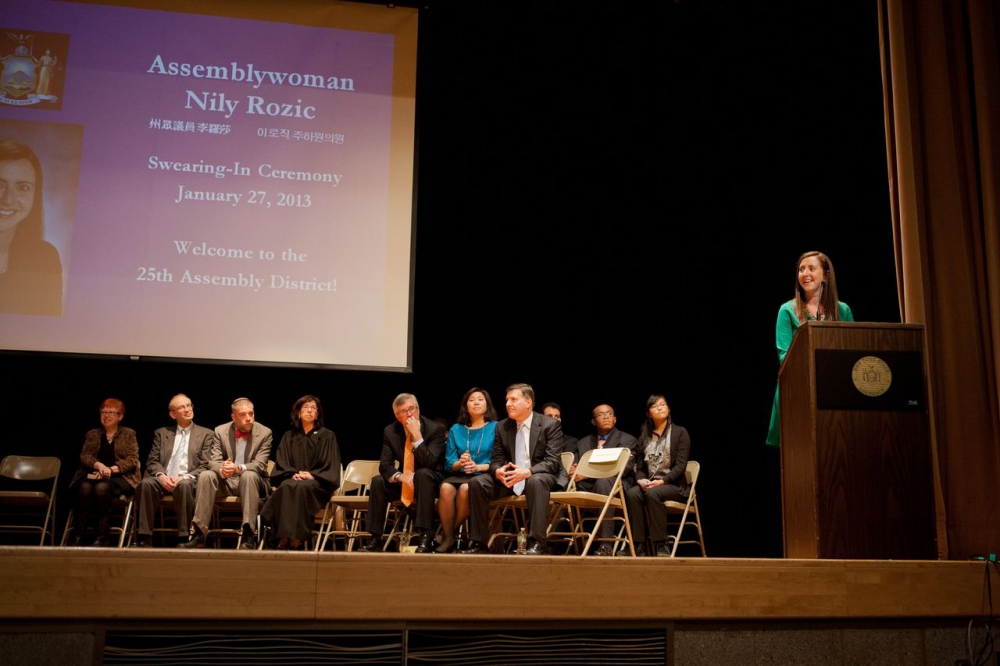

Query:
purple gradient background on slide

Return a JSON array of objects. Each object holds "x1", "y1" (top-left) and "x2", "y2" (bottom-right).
[{"x1": 0, "y1": 0, "x2": 406, "y2": 366}]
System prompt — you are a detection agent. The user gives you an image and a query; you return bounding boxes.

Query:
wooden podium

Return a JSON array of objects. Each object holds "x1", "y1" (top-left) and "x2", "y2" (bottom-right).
[{"x1": 779, "y1": 321, "x2": 936, "y2": 559}]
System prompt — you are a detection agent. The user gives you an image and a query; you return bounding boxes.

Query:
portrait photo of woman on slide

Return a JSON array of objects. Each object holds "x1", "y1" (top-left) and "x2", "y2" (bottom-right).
[{"x1": 0, "y1": 138, "x2": 63, "y2": 315}]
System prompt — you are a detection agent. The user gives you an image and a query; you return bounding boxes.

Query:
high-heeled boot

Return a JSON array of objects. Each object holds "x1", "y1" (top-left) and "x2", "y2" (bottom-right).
[
  {"x1": 71, "y1": 512, "x2": 91, "y2": 547},
  {"x1": 92, "y1": 515, "x2": 111, "y2": 547}
]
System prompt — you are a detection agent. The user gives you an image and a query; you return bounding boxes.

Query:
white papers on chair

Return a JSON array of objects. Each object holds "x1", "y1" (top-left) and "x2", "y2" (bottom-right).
[{"x1": 589, "y1": 448, "x2": 620, "y2": 463}]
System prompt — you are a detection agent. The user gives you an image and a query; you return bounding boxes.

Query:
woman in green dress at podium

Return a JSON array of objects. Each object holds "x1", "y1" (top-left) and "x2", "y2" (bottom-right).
[{"x1": 766, "y1": 251, "x2": 854, "y2": 447}]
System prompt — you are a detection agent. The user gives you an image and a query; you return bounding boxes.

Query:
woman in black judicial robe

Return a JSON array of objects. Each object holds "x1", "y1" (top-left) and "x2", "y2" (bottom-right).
[{"x1": 260, "y1": 395, "x2": 340, "y2": 549}]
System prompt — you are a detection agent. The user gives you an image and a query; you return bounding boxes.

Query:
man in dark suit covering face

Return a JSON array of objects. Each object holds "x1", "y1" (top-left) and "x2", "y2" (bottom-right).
[
  {"x1": 360, "y1": 393, "x2": 446, "y2": 552},
  {"x1": 461, "y1": 383, "x2": 562, "y2": 555}
]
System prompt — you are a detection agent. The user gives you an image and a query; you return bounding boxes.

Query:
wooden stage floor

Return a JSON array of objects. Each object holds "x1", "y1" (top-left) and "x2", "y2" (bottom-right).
[{"x1": 3, "y1": 546, "x2": 995, "y2": 623}]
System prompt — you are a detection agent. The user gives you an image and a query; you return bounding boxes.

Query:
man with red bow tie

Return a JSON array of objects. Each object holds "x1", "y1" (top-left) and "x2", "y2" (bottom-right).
[{"x1": 182, "y1": 397, "x2": 273, "y2": 549}]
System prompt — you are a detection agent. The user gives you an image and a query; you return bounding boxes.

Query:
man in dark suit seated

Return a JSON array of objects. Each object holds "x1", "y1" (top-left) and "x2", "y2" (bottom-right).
[
  {"x1": 572, "y1": 403, "x2": 637, "y2": 556},
  {"x1": 542, "y1": 401, "x2": 577, "y2": 491},
  {"x1": 182, "y1": 397, "x2": 273, "y2": 550},
  {"x1": 360, "y1": 393, "x2": 446, "y2": 553},
  {"x1": 461, "y1": 383, "x2": 562, "y2": 555},
  {"x1": 540, "y1": 401, "x2": 576, "y2": 553},
  {"x1": 130, "y1": 394, "x2": 216, "y2": 548}
]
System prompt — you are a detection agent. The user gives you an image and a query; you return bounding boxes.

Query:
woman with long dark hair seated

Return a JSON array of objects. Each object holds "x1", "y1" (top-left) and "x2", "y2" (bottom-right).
[
  {"x1": 623, "y1": 394, "x2": 691, "y2": 557},
  {"x1": 434, "y1": 387, "x2": 498, "y2": 553}
]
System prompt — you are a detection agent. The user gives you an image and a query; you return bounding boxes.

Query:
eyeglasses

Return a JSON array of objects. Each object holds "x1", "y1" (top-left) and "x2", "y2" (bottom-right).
[
  {"x1": 650, "y1": 402, "x2": 668, "y2": 410},
  {"x1": 395, "y1": 405, "x2": 417, "y2": 417},
  {"x1": 594, "y1": 411, "x2": 614, "y2": 418},
  {"x1": 170, "y1": 402, "x2": 193, "y2": 412},
  {"x1": 100, "y1": 411, "x2": 120, "y2": 416}
]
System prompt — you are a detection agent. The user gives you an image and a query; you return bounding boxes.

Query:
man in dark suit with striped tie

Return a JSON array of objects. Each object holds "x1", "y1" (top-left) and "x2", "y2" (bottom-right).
[
  {"x1": 360, "y1": 393, "x2": 446, "y2": 552},
  {"x1": 461, "y1": 383, "x2": 562, "y2": 555}
]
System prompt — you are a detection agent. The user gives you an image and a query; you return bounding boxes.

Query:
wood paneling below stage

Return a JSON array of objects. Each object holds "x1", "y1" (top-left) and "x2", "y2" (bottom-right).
[{"x1": 3, "y1": 547, "x2": 995, "y2": 622}]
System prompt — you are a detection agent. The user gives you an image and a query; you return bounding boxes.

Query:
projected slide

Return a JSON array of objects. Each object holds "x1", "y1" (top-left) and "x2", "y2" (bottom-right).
[{"x1": 0, "y1": 0, "x2": 418, "y2": 369}]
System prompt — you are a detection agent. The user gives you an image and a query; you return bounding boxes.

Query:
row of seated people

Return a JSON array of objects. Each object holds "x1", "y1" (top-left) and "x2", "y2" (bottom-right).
[
  {"x1": 356, "y1": 383, "x2": 692, "y2": 556},
  {"x1": 69, "y1": 393, "x2": 336, "y2": 550},
  {"x1": 69, "y1": 385, "x2": 691, "y2": 554}
]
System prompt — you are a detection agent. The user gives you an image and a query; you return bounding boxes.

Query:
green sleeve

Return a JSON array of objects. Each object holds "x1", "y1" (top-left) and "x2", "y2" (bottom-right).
[
  {"x1": 775, "y1": 301, "x2": 797, "y2": 364},
  {"x1": 839, "y1": 302, "x2": 854, "y2": 321}
]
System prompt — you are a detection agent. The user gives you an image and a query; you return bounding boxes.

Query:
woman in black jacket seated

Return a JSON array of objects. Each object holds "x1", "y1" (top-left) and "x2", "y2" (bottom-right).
[
  {"x1": 260, "y1": 395, "x2": 341, "y2": 550},
  {"x1": 623, "y1": 394, "x2": 691, "y2": 557}
]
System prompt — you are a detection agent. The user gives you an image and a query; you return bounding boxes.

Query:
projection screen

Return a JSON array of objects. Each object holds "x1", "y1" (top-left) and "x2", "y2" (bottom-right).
[{"x1": 0, "y1": 0, "x2": 419, "y2": 370}]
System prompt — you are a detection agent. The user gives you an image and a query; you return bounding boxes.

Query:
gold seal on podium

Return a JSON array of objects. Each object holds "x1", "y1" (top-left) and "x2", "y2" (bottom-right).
[{"x1": 851, "y1": 355, "x2": 892, "y2": 396}]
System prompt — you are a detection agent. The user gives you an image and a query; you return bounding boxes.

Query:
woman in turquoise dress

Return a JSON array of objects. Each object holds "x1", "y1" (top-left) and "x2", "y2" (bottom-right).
[
  {"x1": 434, "y1": 387, "x2": 498, "y2": 552},
  {"x1": 766, "y1": 251, "x2": 853, "y2": 447}
]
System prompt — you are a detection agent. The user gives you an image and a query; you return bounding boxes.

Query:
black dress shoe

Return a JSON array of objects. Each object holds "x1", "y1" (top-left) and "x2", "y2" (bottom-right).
[
  {"x1": 413, "y1": 533, "x2": 436, "y2": 553},
  {"x1": 239, "y1": 535, "x2": 258, "y2": 550},
  {"x1": 70, "y1": 535, "x2": 86, "y2": 547},
  {"x1": 359, "y1": 538, "x2": 381, "y2": 552},
  {"x1": 523, "y1": 542, "x2": 547, "y2": 556},
  {"x1": 177, "y1": 532, "x2": 206, "y2": 549},
  {"x1": 458, "y1": 540, "x2": 489, "y2": 555},
  {"x1": 654, "y1": 541, "x2": 671, "y2": 557},
  {"x1": 91, "y1": 534, "x2": 112, "y2": 548},
  {"x1": 592, "y1": 544, "x2": 614, "y2": 557},
  {"x1": 130, "y1": 536, "x2": 152, "y2": 548}
]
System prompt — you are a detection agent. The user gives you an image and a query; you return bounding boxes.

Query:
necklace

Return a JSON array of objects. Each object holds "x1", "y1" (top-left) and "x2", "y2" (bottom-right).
[{"x1": 465, "y1": 424, "x2": 487, "y2": 459}]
